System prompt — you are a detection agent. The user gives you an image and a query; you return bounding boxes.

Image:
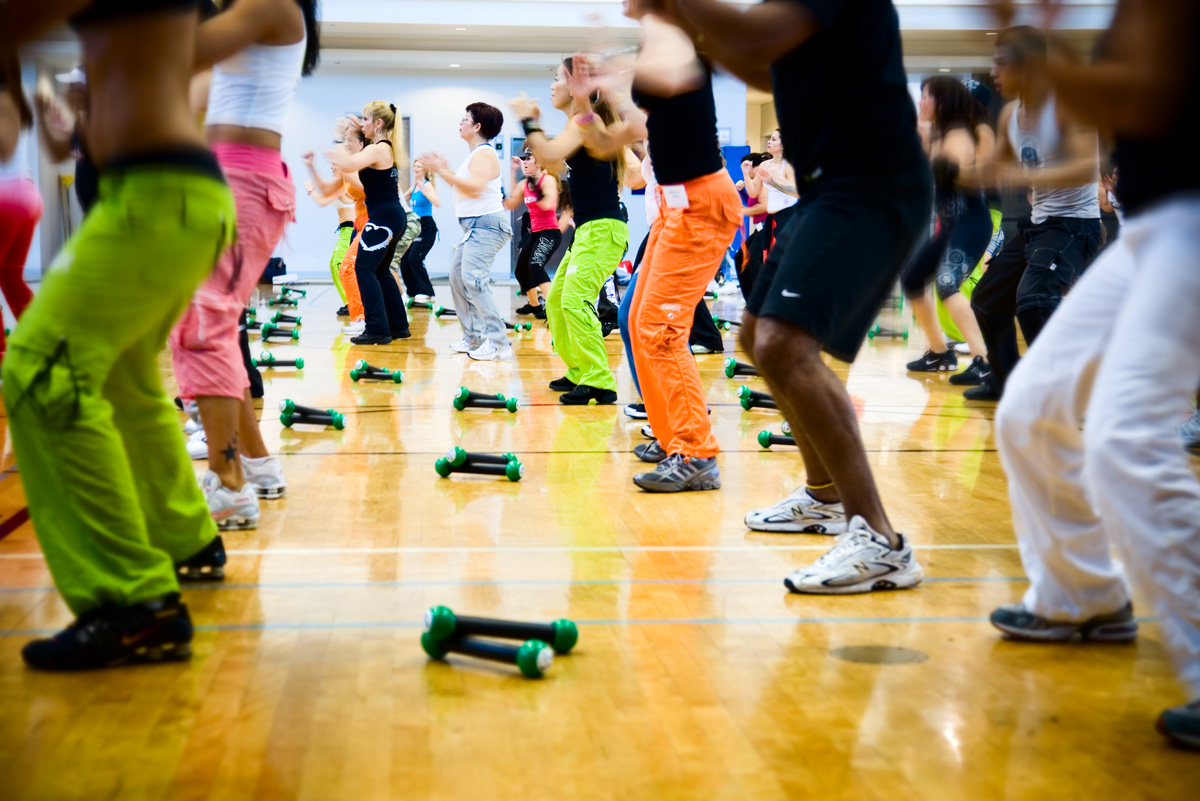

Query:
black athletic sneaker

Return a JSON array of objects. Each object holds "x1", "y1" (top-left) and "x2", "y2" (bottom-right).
[
  {"x1": 964, "y1": 376, "x2": 1001, "y2": 401},
  {"x1": 175, "y1": 536, "x2": 227, "y2": 583},
  {"x1": 949, "y1": 356, "x2": 989, "y2": 386},
  {"x1": 633, "y1": 440, "x2": 667, "y2": 463},
  {"x1": 906, "y1": 349, "x2": 958, "y2": 372},
  {"x1": 559, "y1": 385, "x2": 618, "y2": 405},
  {"x1": 624, "y1": 402, "x2": 647, "y2": 419},
  {"x1": 515, "y1": 304, "x2": 537, "y2": 315},
  {"x1": 989, "y1": 602, "x2": 1138, "y2": 642},
  {"x1": 390, "y1": 329, "x2": 412, "y2": 340},
  {"x1": 548, "y1": 376, "x2": 577, "y2": 392},
  {"x1": 22, "y1": 594, "x2": 194, "y2": 671},
  {"x1": 336, "y1": 306, "x2": 349, "y2": 317},
  {"x1": 1158, "y1": 699, "x2": 1200, "y2": 749},
  {"x1": 533, "y1": 304, "x2": 547, "y2": 320},
  {"x1": 350, "y1": 333, "x2": 393, "y2": 346},
  {"x1": 600, "y1": 320, "x2": 617, "y2": 338}
]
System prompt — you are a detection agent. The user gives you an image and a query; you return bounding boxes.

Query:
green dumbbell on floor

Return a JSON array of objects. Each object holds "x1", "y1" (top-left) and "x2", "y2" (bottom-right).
[
  {"x1": 260, "y1": 322, "x2": 300, "y2": 341},
  {"x1": 435, "y1": 455, "x2": 524, "y2": 481},
  {"x1": 505, "y1": 321, "x2": 532, "y2": 332},
  {"x1": 445, "y1": 446, "x2": 518, "y2": 468},
  {"x1": 424, "y1": 605, "x2": 578, "y2": 655},
  {"x1": 271, "y1": 311, "x2": 301, "y2": 325},
  {"x1": 452, "y1": 387, "x2": 518, "y2": 413},
  {"x1": 420, "y1": 632, "x2": 553, "y2": 678},
  {"x1": 434, "y1": 304, "x2": 457, "y2": 317},
  {"x1": 724, "y1": 358, "x2": 758, "y2": 378},
  {"x1": 406, "y1": 297, "x2": 435, "y2": 310},
  {"x1": 758, "y1": 430, "x2": 796, "y2": 449},
  {"x1": 282, "y1": 285, "x2": 307, "y2": 298},
  {"x1": 350, "y1": 359, "x2": 403, "y2": 383},
  {"x1": 255, "y1": 351, "x2": 304, "y2": 369},
  {"x1": 279, "y1": 399, "x2": 345, "y2": 429},
  {"x1": 738, "y1": 385, "x2": 777, "y2": 410}
]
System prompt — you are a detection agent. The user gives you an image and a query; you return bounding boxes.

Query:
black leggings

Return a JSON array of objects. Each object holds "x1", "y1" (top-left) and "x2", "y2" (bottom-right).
[
  {"x1": 354, "y1": 202, "x2": 411, "y2": 338},
  {"x1": 399, "y1": 215, "x2": 437, "y2": 298},
  {"x1": 514, "y1": 228, "x2": 562, "y2": 292},
  {"x1": 900, "y1": 199, "x2": 992, "y2": 300}
]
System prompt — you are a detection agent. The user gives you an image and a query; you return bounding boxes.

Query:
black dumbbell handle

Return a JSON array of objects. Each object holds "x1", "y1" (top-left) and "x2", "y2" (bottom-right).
[
  {"x1": 460, "y1": 453, "x2": 511, "y2": 466},
  {"x1": 447, "y1": 462, "x2": 509, "y2": 476},
  {"x1": 440, "y1": 636, "x2": 523, "y2": 663},
  {"x1": 269, "y1": 360, "x2": 302, "y2": 367},
  {"x1": 747, "y1": 390, "x2": 774, "y2": 402},
  {"x1": 731, "y1": 362, "x2": 758, "y2": 376},
  {"x1": 753, "y1": 398, "x2": 779, "y2": 409},
  {"x1": 291, "y1": 411, "x2": 335, "y2": 423},
  {"x1": 764, "y1": 434, "x2": 795, "y2": 446},
  {"x1": 464, "y1": 390, "x2": 501, "y2": 401},
  {"x1": 288, "y1": 403, "x2": 328, "y2": 416},
  {"x1": 462, "y1": 398, "x2": 509, "y2": 409},
  {"x1": 447, "y1": 616, "x2": 557, "y2": 644}
]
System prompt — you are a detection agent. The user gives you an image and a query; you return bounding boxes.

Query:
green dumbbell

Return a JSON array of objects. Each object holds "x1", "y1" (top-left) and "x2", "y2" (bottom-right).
[
  {"x1": 260, "y1": 322, "x2": 300, "y2": 341},
  {"x1": 758, "y1": 430, "x2": 796, "y2": 449},
  {"x1": 452, "y1": 387, "x2": 518, "y2": 413},
  {"x1": 278, "y1": 399, "x2": 345, "y2": 429},
  {"x1": 282, "y1": 285, "x2": 307, "y2": 298},
  {"x1": 738, "y1": 386, "x2": 777, "y2": 411},
  {"x1": 505, "y1": 321, "x2": 532, "y2": 332},
  {"x1": 267, "y1": 297, "x2": 299, "y2": 308},
  {"x1": 434, "y1": 305, "x2": 457, "y2": 318},
  {"x1": 424, "y1": 605, "x2": 578, "y2": 655},
  {"x1": 255, "y1": 351, "x2": 304, "y2": 369},
  {"x1": 724, "y1": 358, "x2": 758, "y2": 378},
  {"x1": 435, "y1": 456, "x2": 523, "y2": 481},
  {"x1": 445, "y1": 446, "x2": 518, "y2": 468},
  {"x1": 271, "y1": 311, "x2": 302, "y2": 325},
  {"x1": 406, "y1": 297, "x2": 435, "y2": 310},
  {"x1": 350, "y1": 359, "x2": 403, "y2": 383},
  {"x1": 420, "y1": 632, "x2": 552, "y2": 678}
]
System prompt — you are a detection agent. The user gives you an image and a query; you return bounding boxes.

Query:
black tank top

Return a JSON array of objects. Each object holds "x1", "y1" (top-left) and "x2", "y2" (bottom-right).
[
  {"x1": 566, "y1": 149, "x2": 622, "y2": 227},
  {"x1": 359, "y1": 141, "x2": 400, "y2": 207},
  {"x1": 71, "y1": 0, "x2": 199, "y2": 27},
  {"x1": 631, "y1": 67, "x2": 723, "y2": 185}
]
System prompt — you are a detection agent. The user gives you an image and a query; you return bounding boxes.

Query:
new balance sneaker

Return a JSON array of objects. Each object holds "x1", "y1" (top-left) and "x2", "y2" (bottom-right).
[
  {"x1": 633, "y1": 454, "x2": 721, "y2": 492},
  {"x1": 624, "y1": 402, "x2": 647, "y2": 419},
  {"x1": 745, "y1": 487, "x2": 848, "y2": 534},
  {"x1": 949, "y1": 355, "x2": 989, "y2": 386},
  {"x1": 468, "y1": 340, "x2": 513, "y2": 361},
  {"x1": 200, "y1": 471, "x2": 259, "y2": 531},
  {"x1": 1158, "y1": 699, "x2": 1200, "y2": 750},
  {"x1": 342, "y1": 320, "x2": 366, "y2": 336},
  {"x1": 175, "y1": 536, "x2": 226, "y2": 582},
  {"x1": 963, "y1": 376, "x2": 1001, "y2": 401},
  {"x1": 186, "y1": 430, "x2": 208, "y2": 461},
  {"x1": 641, "y1": 424, "x2": 654, "y2": 439},
  {"x1": 783, "y1": 517, "x2": 923, "y2": 594},
  {"x1": 21, "y1": 593, "x2": 193, "y2": 670},
  {"x1": 549, "y1": 376, "x2": 577, "y2": 392},
  {"x1": 906, "y1": 349, "x2": 958, "y2": 372},
  {"x1": 1178, "y1": 407, "x2": 1200, "y2": 456},
  {"x1": 559, "y1": 385, "x2": 618, "y2": 405},
  {"x1": 449, "y1": 337, "x2": 478, "y2": 354},
  {"x1": 241, "y1": 454, "x2": 287, "y2": 499},
  {"x1": 634, "y1": 440, "x2": 667, "y2": 463},
  {"x1": 989, "y1": 602, "x2": 1138, "y2": 642}
]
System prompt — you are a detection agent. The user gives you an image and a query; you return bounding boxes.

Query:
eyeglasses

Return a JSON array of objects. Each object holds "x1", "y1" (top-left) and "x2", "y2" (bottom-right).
[{"x1": 519, "y1": 154, "x2": 535, "y2": 161}]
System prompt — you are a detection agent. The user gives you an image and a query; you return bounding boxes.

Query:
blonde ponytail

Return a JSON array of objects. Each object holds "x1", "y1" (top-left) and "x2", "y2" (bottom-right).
[{"x1": 363, "y1": 100, "x2": 409, "y2": 173}]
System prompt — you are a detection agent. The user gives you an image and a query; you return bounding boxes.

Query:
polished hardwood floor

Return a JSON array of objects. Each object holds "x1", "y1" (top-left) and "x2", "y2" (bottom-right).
[{"x1": 0, "y1": 282, "x2": 1195, "y2": 800}]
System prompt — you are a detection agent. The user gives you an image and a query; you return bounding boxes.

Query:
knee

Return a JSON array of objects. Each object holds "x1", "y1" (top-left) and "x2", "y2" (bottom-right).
[{"x1": 751, "y1": 318, "x2": 821, "y2": 376}]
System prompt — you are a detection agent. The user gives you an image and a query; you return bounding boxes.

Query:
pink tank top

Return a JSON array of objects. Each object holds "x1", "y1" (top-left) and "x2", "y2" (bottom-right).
[{"x1": 524, "y1": 174, "x2": 558, "y2": 232}]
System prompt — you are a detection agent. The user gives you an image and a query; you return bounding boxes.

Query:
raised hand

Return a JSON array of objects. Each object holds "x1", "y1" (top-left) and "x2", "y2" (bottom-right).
[{"x1": 510, "y1": 93, "x2": 541, "y2": 122}]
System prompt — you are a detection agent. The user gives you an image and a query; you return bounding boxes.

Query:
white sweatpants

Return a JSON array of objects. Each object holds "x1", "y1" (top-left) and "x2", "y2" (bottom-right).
[{"x1": 995, "y1": 194, "x2": 1200, "y2": 696}]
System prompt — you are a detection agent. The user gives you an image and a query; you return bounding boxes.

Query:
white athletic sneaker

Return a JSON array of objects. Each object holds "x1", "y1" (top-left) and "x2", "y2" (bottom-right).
[
  {"x1": 241, "y1": 455, "x2": 287, "y2": 499},
  {"x1": 783, "y1": 516, "x2": 923, "y2": 595},
  {"x1": 717, "y1": 282, "x2": 741, "y2": 296},
  {"x1": 690, "y1": 344, "x2": 718, "y2": 355},
  {"x1": 467, "y1": 340, "x2": 513, "y2": 361},
  {"x1": 449, "y1": 337, "x2": 477, "y2": 354},
  {"x1": 184, "y1": 418, "x2": 203, "y2": 436},
  {"x1": 706, "y1": 280, "x2": 720, "y2": 294},
  {"x1": 640, "y1": 424, "x2": 655, "y2": 440},
  {"x1": 745, "y1": 487, "x2": 848, "y2": 534},
  {"x1": 413, "y1": 294, "x2": 432, "y2": 304},
  {"x1": 342, "y1": 321, "x2": 366, "y2": 336},
  {"x1": 186, "y1": 430, "x2": 209, "y2": 460},
  {"x1": 182, "y1": 399, "x2": 202, "y2": 435},
  {"x1": 954, "y1": 342, "x2": 971, "y2": 355},
  {"x1": 200, "y1": 471, "x2": 259, "y2": 531}
]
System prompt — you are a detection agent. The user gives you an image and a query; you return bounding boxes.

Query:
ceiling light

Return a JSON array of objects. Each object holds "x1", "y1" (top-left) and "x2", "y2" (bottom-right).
[
  {"x1": 986, "y1": 31, "x2": 998, "y2": 35},
  {"x1": 449, "y1": 64, "x2": 461, "y2": 68},
  {"x1": 938, "y1": 68, "x2": 951, "y2": 73},
  {"x1": 454, "y1": 27, "x2": 466, "y2": 31}
]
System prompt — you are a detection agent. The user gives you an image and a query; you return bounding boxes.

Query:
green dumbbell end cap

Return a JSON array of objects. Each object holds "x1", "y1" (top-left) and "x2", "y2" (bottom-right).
[
  {"x1": 291, "y1": 330, "x2": 300, "y2": 340},
  {"x1": 259, "y1": 351, "x2": 274, "y2": 362},
  {"x1": 550, "y1": 620, "x2": 579, "y2": 654},
  {"x1": 506, "y1": 398, "x2": 519, "y2": 413},
  {"x1": 279, "y1": 399, "x2": 297, "y2": 414},
  {"x1": 501, "y1": 452, "x2": 517, "y2": 463},
  {"x1": 406, "y1": 297, "x2": 415, "y2": 308},
  {"x1": 294, "y1": 357, "x2": 304, "y2": 369},
  {"x1": 737, "y1": 385, "x2": 752, "y2": 399},
  {"x1": 420, "y1": 632, "x2": 450, "y2": 660},
  {"x1": 505, "y1": 461, "x2": 524, "y2": 482},
  {"x1": 271, "y1": 312, "x2": 280, "y2": 323},
  {"x1": 392, "y1": 371, "x2": 403, "y2": 383},
  {"x1": 758, "y1": 430, "x2": 773, "y2": 449},
  {"x1": 423, "y1": 605, "x2": 457, "y2": 639},
  {"x1": 350, "y1": 370, "x2": 361, "y2": 382},
  {"x1": 280, "y1": 412, "x2": 295, "y2": 427},
  {"x1": 712, "y1": 314, "x2": 720, "y2": 323},
  {"x1": 516, "y1": 640, "x2": 553, "y2": 678},
  {"x1": 331, "y1": 412, "x2": 346, "y2": 430},
  {"x1": 724, "y1": 358, "x2": 737, "y2": 378},
  {"x1": 453, "y1": 397, "x2": 466, "y2": 411},
  {"x1": 493, "y1": 393, "x2": 506, "y2": 401},
  {"x1": 740, "y1": 397, "x2": 753, "y2": 411},
  {"x1": 434, "y1": 458, "x2": 452, "y2": 478},
  {"x1": 354, "y1": 360, "x2": 369, "y2": 371},
  {"x1": 447, "y1": 446, "x2": 468, "y2": 467},
  {"x1": 455, "y1": 387, "x2": 470, "y2": 400}
]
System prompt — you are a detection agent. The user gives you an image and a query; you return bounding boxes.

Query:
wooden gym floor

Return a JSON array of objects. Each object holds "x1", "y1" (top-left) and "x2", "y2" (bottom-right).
[{"x1": 0, "y1": 282, "x2": 1195, "y2": 800}]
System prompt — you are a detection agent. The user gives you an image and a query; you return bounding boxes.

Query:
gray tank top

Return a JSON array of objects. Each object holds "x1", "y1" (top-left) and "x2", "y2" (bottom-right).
[{"x1": 1008, "y1": 94, "x2": 1099, "y2": 224}]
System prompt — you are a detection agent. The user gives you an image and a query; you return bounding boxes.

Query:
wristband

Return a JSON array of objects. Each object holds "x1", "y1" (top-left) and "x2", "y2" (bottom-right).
[{"x1": 521, "y1": 118, "x2": 543, "y2": 136}]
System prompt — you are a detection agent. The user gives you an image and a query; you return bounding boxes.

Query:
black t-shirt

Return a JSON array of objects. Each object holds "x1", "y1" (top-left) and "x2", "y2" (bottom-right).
[
  {"x1": 768, "y1": 0, "x2": 920, "y2": 176},
  {"x1": 632, "y1": 66, "x2": 724, "y2": 185},
  {"x1": 566, "y1": 150, "x2": 622, "y2": 227},
  {"x1": 71, "y1": 0, "x2": 199, "y2": 28}
]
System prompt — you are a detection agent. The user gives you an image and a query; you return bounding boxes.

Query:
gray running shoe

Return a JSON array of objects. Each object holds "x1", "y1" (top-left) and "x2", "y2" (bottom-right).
[
  {"x1": 990, "y1": 602, "x2": 1138, "y2": 642},
  {"x1": 1157, "y1": 699, "x2": 1200, "y2": 749},
  {"x1": 633, "y1": 440, "x2": 667, "y2": 463},
  {"x1": 633, "y1": 454, "x2": 721, "y2": 492},
  {"x1": 1178, "y1": 407, "x2": 1200, "y2": 455}
]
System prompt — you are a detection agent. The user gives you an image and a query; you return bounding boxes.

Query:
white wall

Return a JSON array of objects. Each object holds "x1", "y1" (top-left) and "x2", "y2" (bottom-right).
[{"x1": 281, "y1": 68, "x2": 747, "y2": 279}]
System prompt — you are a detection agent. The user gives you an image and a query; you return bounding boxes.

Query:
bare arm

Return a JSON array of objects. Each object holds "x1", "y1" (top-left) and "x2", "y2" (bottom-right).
[
  {"x1": 743, "y1": 200, "x2": 768, "y2": 217},
  {"x1": 623, "y1": 148, "x2": 647, "y2": 190},
  {"x1": 329, "y1": 141, "x2": 391, "y2": 174},
  {"x1": 524, "y1": 124, "x2": 585, "y2": 178},
  {"x1": 419, "y1": 179, "x2": 441, "y2": 208},
  {"x1": 194, "y1": 0, "x2": 295, "y2": 70},
  {"x1": 632, "y1": 13, "x2": 706, "y2": 98},
  {"x1": 303, "y1": 152, "x2": 345, "y2": 197},
  {"x1": 758, "y1": 159, "x2": 798, "y2": 197},
  {"x1": 661, "y1": 0, "x2": 819, "y2": 93},
  {"x1": 504, "y1": 176, "x2": 528, "y2": 211},
  {"x1": 536, "y1": 175, "x2": 559, "y2": 212},
  {"x1": 0, "y1": 92, "x2": 19, "y2": 162},
  {"x1": 427, "y1": 147, "x2": 500, "y2": 199}
]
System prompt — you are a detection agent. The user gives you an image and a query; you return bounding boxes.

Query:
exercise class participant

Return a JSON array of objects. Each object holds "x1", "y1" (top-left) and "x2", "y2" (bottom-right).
[
  {"x1": 513, "y1": 58, "x2": 635, "y2": 405},
  {"x1": 660, "y1": 0, "x2": 931, "y2": 591},
  {"x1": 418, "y1": 102, "x2": 512, "y2": 361},
  {"x1": 506, "y1": 150, "x2": 560, "y2": 319},
  {"x1": 399, "y1": 159, "x2": 439, "y2": 303},
  {"x1": 1, "y1": 0, "x2": 236, "y2": 670},
  {"x1": 329, "y1": 101, "x2": 411, "y2": 345},
  {"x1": 965, "y1": 26, "x2": 1102, "y2": 401},
  {"x1": 0, "y1": 56, "x2": 39, "y2": 368},
  {"x1": 901, "y1": 76, "x2": 992, "y2": 373},
  {"x1": 304, "y1": 116, "x2": 361, "y2": 315},
  {"x1": 169, "y1": 0, "x2": 319, "y2": 528}
]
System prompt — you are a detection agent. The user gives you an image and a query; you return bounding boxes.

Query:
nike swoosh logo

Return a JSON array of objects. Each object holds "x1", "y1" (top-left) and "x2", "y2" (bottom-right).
[
  {"x1": 121, "y1": 627, "x2": 156, "y2": 647},
  {"x1": 781, "y1": 289, "x2": 800, "y2": 298}
]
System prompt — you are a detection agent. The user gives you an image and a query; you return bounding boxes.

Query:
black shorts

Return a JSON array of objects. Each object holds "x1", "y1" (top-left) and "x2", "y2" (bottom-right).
[{"x1": 747, "y1": 169, "x2": 932, "y2": 362}]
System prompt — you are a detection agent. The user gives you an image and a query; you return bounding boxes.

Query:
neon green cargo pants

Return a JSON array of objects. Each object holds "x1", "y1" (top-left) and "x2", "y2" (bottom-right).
[
  {"x1": 546, "y1": 218, "x2": 628, "y2": 391},
  {"x1": 1, "y1": 165, "x2": 235, "y2": 615},
  {"x1": 329, "y1": 222, "x2": 354, "y2": 303}
]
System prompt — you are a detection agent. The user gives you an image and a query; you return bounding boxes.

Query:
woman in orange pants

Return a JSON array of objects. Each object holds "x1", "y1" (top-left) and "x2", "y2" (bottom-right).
[{"x1": 606, "y1": 12, "x2": 743, "y2": 491}]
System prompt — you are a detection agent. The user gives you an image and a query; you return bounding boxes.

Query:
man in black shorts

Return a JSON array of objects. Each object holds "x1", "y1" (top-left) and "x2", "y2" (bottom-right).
[{"x1": 657, "y1": 0, "x2": 931, "y2": 594}]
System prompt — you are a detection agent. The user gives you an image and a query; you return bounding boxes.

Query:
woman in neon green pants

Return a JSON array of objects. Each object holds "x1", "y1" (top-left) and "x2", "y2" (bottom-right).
[
  {"x1": 0, "y1": 0, "x2": 235, "y2": 671},
  {"x1": 514, "y1": 57, "x2": 643, "y2": 405}
]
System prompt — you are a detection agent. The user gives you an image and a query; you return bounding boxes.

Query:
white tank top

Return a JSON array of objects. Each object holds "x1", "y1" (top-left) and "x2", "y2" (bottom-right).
[
  {"x1": 206, "y1": 34, "x2": 306, "y2": 135},
  {"x1": 764, "y1": 161, "x2": 799, "y2": 214},
  {"x1": 0, "y1": 130, "x2": 32, "y2": 182},
  {"x1": 454, "y1": 144, "x2": 504, "y2": 218},
  {"x1": 1008, "y1": 93, "x2": 1100, "y2": 224}
]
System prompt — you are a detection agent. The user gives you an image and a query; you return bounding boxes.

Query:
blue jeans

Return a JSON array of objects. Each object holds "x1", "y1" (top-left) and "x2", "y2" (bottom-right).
[
  {"x1": 449, "y1": 213, "x2": 512, "y2": 346},
  {"x1": 618, "y1": 268, "x2": 641, "y2": 399}
]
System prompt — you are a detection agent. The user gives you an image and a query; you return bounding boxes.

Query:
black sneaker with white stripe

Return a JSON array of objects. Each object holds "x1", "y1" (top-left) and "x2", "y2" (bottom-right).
[{"x1": 906, "y1": 349, "x2": 957, "y2": 372}]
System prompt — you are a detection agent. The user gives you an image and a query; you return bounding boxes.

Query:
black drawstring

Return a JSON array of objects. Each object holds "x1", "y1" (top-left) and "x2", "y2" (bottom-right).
[{"x1": 10, "y1": 337, "x2": 82, "y2": 424}]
